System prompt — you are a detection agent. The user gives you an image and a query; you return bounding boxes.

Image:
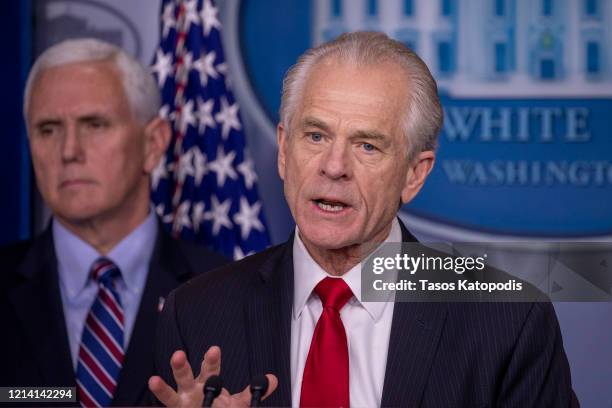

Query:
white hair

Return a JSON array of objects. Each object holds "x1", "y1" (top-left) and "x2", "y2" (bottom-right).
[
  {"x1": 23, "y1": 38, "x2": 161, "y2": 124},
  {"x1": 280, "y1": 31, "x2": 443, "y2": 159}
]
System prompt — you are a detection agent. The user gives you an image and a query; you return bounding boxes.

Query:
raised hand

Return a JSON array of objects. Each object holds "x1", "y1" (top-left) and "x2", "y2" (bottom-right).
[{"x1": 149, "y1": 346, "x2": 278, "y2": 407}]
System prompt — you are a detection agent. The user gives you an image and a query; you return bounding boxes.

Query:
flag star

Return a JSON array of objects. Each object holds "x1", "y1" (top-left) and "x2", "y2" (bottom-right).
[
  {"x1": 155, "y1": 202, "x2": 165, "y2": 217},
  {"x1": 151, "y1": 154, "x2": 168, "y2": 190},
  {"x1": 196, "y1": 97, "x2": 215, "y2": 134},
  {"x1": 182, "y1": 0, "x2": 200, "y2": 33},
  {"x1": 233, "y1": 197, "x2": 265, "y2": 240},
  {"x1": 205, "y1": 195, "x2": 233, "y2": 235},
  {"x1": 233, "y1": 246, "x2": 254, "y2": 261},
  {"x1": 161, "y1": 2, "x2": 175, "y2": 38},
  {"x1": 192, "y1": 146, "x2": 207, "y2": 186},
  {"x1": 192, "y1": 201, "x2": 206, "y2": 232},
  {"x1": 201, "y1": 0, "x2": 221, "y2": 36},
  {"x1": 177, "y1": 148, "x2": 195, "y2": 184},
  {"x1": 208, "y1": 146, "x2": 237, "y2": 187},
  {"x1": 173, "y1": 200, "x2": 192, "y2": 233},
  {"x1": 215, "y1": 96, "x2": 242, "y2": 140},
  {"x1": 193, "y1": 50, "x2": 218, "y2": 86},
  {"x1": 237, "y1": 157, "x2": 257, "y2": 189},
  {"x1": 151, "y1": 49, "x2": 173, "y2": 87},
  {"x1": 178, "y1": 99, "x2": 197, "y2": 134},
  {"x1": 216, "y1": 62, "x2": 232, "y2": 89},
  {"x1": 155, "y1": 203, "x2": 174, "y2": 224}
]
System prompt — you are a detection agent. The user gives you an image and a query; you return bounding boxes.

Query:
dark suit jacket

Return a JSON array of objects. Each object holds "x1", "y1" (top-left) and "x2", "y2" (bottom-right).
[
  {"x1": 155, "y1": 221, "x2": 578, "y2": 407},
  {"x1": 0, "y1": 221, "x2": 226, "y2": 406}
]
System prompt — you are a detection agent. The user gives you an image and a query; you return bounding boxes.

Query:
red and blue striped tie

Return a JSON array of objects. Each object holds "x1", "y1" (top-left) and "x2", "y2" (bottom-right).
[{"x1": 76, "y1": 258, "x2": 124, "y2": 407}]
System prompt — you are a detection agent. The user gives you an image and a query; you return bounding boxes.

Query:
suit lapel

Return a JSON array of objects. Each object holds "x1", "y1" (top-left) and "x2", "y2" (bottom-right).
[
  {"x1": 113, "y1": 227, "x2": 192, "y2": 405},
  {"x1": 8, "y1": 228, "x2": 75, "y2": 386},
  {"x1": 241, "y1": 220, "x2": 446, "y2": 407},
  {"x1": 244, "y1": 237, "x2": 294, "y2": 407},
  {"x1": 380, "y1": 220, "x2": 449, "y2": 407},
  {"x1": 381, "y1": 301, "x2": 448, "y2": 407}
]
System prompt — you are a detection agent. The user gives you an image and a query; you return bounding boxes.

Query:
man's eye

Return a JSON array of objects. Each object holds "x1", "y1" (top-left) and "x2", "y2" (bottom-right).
[
  {"x1": 309, "y1": 132, "x2": 323, "y2": 142},
  {"x1": 87, "y1": 120, "x2": 104, "y2": 129},
  {"x1": 40, "y1": 127, "x2": 54, "y2": 136},
  {"x1": 362, "y1": 143, "x2": 376, "y2": 152},
  {"x1": 37, "y1": 126, "x2": 57, "y2": 137}
]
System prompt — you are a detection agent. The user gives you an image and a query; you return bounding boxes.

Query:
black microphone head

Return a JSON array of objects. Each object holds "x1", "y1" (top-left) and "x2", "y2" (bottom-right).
[
  {"x1": 204, "y1": 375, "x2": 223, "y2": 397},
  {"x1": 250, "y1": 375, "x2": 269, "y2": 395}
]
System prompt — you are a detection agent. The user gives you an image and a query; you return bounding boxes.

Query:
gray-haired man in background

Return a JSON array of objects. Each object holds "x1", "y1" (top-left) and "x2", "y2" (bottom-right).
[{"x1": 0, "y1": 38, "x2": 225, "y2": 406}]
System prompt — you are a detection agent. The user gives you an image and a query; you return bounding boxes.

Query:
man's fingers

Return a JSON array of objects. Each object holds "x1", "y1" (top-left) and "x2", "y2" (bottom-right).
[
  {"x1": 210, "y1": 388, "x2": 231, "y2": 408},
  {"x1": 197, "y1": 345, "x2": 222, "y2": 384},
  {"x1": 170, "y1": 350, "x2": 196, "y2": 390},
  {"x1": 148, "y1": 375, "x2": 180, "y2": 407},
  {"x1": 232, "y1": 384, "x2": 252, "y2": 406},
  {"x1": 262, "y1": 374, "x2": 279, "y2": 400}
]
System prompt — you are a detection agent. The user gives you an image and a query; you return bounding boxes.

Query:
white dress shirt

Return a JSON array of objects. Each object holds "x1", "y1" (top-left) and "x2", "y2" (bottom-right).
[{"x1": 290, "y1": 218, "x2": 401, "y2": 408}]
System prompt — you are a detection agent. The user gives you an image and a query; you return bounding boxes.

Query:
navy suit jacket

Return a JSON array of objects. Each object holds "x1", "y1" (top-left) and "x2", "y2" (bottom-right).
[
  {"x1": 155, "y1": 222, "x2": 578, "y2": 407},
  {"x1": 0, "y1": 221, "x2": 226, "y2": 406}
]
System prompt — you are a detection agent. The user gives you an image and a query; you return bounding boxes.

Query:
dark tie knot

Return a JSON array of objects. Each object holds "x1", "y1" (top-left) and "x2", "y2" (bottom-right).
[
  {"x1": 90, "y1": 257, "x2": 121, "y2": 286},
  {"x1": 314, "y1": 277, "x2": 353, "y2": 311}
]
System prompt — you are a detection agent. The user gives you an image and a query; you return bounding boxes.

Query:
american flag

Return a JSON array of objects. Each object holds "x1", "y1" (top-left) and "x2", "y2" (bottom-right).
[{"x1": 150, "y1": 0, "x2": 270, "y2": 260}]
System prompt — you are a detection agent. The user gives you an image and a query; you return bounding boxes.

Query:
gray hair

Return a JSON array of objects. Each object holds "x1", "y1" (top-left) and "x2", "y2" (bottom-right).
[
  {"x1": 280, "y1": 31, "x2": 443, "y2": 158},
  {"x1": 23, "y1": 38, "x2": 161, "y2": 124}
]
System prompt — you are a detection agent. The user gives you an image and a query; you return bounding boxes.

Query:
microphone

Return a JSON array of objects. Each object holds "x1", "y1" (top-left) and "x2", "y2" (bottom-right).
[
  {"x1": 249, "y1": 375, "x2": 269, "y2": 407},
  {"x1": 203, "y1": 375, "x2": 223, "y2": 407}
]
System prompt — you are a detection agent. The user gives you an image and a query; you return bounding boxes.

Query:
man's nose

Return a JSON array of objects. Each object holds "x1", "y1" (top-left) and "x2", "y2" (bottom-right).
[
  {"x1": 61, "y1": 125, "x2": 84, "y2": 163},
  {"x1": 319, "y1": 140, "x2": 352, "y2": 180}
]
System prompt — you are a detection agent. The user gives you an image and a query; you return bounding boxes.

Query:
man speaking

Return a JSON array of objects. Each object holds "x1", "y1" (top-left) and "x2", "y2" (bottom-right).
[{"x1": 150, "y1": 32, "x2": 577, "y2": 407}]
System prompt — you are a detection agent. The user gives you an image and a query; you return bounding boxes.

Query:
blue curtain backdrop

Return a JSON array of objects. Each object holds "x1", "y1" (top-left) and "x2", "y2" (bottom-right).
[{"x1": 0, "y1": 1, "x2": 31, "y2": 245}]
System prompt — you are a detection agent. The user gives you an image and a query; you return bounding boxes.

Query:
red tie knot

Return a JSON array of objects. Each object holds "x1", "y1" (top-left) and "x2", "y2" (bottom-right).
[{"x1": 314, "y1": 277, "x2": 353, "y2": 311}]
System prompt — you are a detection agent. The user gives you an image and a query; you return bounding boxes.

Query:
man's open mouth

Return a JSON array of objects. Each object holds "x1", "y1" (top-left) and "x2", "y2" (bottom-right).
[{"x1": 313, "y1": 199, "x2": 348, "y2": 213}]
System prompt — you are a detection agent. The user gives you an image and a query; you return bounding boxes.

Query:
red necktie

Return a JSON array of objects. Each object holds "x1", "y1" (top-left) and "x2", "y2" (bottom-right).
[{"x1": 300, "y1": 277, "x2": 353, "y2": 408}]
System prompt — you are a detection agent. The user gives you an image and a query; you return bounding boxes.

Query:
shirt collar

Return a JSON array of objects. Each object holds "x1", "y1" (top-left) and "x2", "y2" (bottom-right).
[
  {"x1": 292, "y1": 218, "x2": 402, "y2": 322},
  {"x1": 53, "y1": 209, "x2": 158, "y2": 299},
  {"x1": 107, "y1": 210, "x2": 158, "y2": 294}
]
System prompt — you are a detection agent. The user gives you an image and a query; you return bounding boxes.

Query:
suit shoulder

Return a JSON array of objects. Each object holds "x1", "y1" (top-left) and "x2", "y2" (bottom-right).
[
  {"x1": 0, "y1": 238, "x2": 36, "y2": 289},
  {"x1": 171, "y1": 238, "x2": 229, "y2": 271},
  {"x1": 447, "y1": 300, "x2": 552, "y2": 339},
  {"x1": 174, "y1": 242, "x2": 288, "y2": 300},
  {"x1": 0, "y1": 238, "x2": 34, "y2": 268}
]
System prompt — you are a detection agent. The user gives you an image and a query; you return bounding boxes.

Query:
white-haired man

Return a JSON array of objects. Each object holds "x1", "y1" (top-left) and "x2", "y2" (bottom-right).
[
  {"x1": 0, "y1": 38, "x2": 226, "y2": 407},
  {"x1": 150, "y1": 32, "x2": 577, "y2": 407}
]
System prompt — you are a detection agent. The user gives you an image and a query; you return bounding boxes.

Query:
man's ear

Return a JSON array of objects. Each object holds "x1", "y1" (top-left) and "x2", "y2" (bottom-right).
[
  {"x1": 277, "y1": 123, "x2": 287, "y2": 181},
  {"x1": 143, "y1": 117, "x2": 171, "y2": 173},
  {"x1": 400, "y1": 150, "x2": 436, "y2": 204}
]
